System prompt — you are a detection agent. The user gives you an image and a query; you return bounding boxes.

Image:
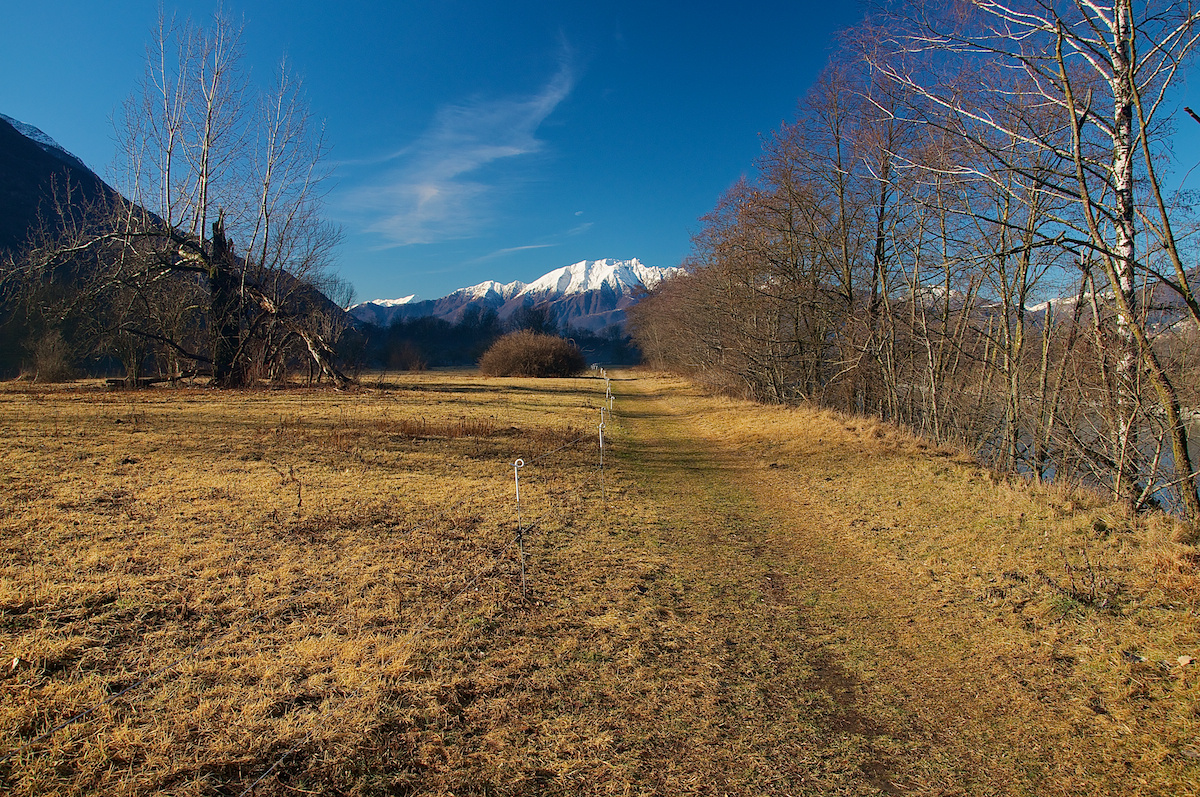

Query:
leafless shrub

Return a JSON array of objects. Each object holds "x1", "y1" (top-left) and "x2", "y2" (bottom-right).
[
  {"x1": 26, "y1": 330, "x2": 76, "y2": 383},
  {"x1": 478, "y1": 331, "x2": 586, "y2": 378},
  {"x1": 1038, "y1": 543, "x2": 1123, "y2": 610}
]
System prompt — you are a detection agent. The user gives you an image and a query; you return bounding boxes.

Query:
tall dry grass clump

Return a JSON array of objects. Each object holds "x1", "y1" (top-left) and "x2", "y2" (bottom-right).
[{"x1": 478, "y1": 331, "x2": 586, "y2": 378}]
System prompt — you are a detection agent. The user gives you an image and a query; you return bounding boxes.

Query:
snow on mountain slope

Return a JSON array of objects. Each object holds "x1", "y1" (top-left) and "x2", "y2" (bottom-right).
[
  {"x1": 349, "y1": 258, "x2": 681, "y2": 331},
  {"x1": 454, "y1": 279, "x2": 526, "y2": 302},
  {"x1": 372, "y1": 295, "x2": 418, "y2": 307},
  {"x1": 519, "y1": 258, "x2": 671, "y2": 298}
]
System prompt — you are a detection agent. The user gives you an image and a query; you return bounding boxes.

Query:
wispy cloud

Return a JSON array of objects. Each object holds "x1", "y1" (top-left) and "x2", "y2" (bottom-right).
[
  {"x1": 470, "y1": 243, "x2": 558, "y2": 264},
  {"x1": 341, "y1": 56, "x2": 575, "y2": 247}
]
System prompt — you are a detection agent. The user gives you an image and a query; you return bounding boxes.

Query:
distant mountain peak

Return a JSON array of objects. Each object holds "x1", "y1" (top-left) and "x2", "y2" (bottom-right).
[
  {"x1": 370, "y1": 295, "x2": 418, "y2": 307},
  {"x1": 521, "y1": 258, "x2": 667, "y2": 297},
  {"x1": 349, "y1": 258, "x2": 682, "y2": 332},
  {"x1": 453, "y1": 279, "x2": 527, "y2": 301}
]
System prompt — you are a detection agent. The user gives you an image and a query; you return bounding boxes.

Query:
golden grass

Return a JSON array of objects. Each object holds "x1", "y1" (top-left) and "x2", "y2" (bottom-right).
[
  {"x1": 0, "y1": 374, "x2": 607, "y2": 795},
  {"x1": 1, "y1": 371, "x2": 1198, "y2": 795},
  {"x1": 640, "y1": 378, "x2": 1200, "y2": 794}
]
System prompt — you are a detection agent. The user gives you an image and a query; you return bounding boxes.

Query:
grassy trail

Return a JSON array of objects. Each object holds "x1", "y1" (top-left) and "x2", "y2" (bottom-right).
[
  {"x1": 596, "y1": 374, "x2": 1130, "y2": 795},
  {"x1": 604, "y1": 375, "x2": 916, "y2": 795}
]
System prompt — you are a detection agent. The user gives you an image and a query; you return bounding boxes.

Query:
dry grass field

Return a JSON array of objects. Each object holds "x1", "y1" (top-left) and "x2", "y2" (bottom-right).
[
  {"x1": 0, "y1": 370, "x2": 1198, "y2": 795},
  {"x1": 617, "y1": 376, "x2": 1200, "y2": 795}
]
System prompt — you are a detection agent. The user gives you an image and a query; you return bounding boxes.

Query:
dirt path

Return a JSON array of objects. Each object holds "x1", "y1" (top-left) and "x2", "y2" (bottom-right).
[{"x1": 594, "y1": 374, "x2": 1086, "y2": 795}]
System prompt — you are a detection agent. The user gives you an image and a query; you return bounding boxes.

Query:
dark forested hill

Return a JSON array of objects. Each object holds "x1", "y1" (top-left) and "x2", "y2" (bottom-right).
[{"x1": 0, "y1": 115, "x2": 117, "y2": 256}]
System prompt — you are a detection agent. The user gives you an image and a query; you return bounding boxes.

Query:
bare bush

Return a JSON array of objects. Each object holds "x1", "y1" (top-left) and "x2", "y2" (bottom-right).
[
  {"x1": 478, "y1": 331, "x2": 586, "y2": 378},
  {"x1": 27, "y1": 330, "x2": 76, "y2": 383}
]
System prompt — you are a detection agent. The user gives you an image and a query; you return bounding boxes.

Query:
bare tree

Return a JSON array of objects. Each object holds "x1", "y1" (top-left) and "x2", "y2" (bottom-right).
[
  {"x1": 24, "y1": 8, "x2": 347, "y2": 387},
  {"x1": 872, "y1": 0, "x2": 1200, "y2": 526},
  {"x1": 631, "y1": 2, "x2": 1200, "y2": 529}
]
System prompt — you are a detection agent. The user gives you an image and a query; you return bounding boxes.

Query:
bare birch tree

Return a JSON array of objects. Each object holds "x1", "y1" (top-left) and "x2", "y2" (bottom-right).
[{"x1": 872, "y1": 0, "x2": 1200, "y2": 525}]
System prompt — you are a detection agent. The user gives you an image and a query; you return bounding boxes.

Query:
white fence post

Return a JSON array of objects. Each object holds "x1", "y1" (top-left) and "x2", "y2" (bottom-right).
[{"x1": 512, "y1": 459, "x2": 526, "y2": 597}]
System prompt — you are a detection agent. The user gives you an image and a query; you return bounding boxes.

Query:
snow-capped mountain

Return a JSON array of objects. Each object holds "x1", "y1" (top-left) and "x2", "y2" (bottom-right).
[
  {"x1": 373, "y1": 295, "x2": 418, "y2": 307},
  {"x1": 455, "y1": 279, "x2": 527, "y2": 302},
  {"x1": 349, "y1": 258, "x2": 682, "y2": 332},
  {"x1": 521, "y1": 258, "x2": 677, "y2": 298}
]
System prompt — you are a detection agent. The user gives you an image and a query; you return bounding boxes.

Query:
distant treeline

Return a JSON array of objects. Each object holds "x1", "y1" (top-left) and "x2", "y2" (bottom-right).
[{"x1": 345, "y1": 305, "x2": 641, "y2": 373}]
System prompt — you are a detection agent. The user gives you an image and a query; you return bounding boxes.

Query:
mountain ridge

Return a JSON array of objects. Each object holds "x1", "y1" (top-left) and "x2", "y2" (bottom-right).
[
  {"x1": 0, "y1": 114, "x2": 90, "y2": 172},
  {"x1": 0, "y1": 114, "x2": 119, "y2": 256},
  {"x1": 349, "y1": 258, "x2": 683, "y2": 332}
]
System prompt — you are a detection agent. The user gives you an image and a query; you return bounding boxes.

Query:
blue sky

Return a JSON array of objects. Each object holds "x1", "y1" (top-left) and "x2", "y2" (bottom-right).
[{"x1": 0, "y1": 1, "x2": 867, "y2": 302}]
